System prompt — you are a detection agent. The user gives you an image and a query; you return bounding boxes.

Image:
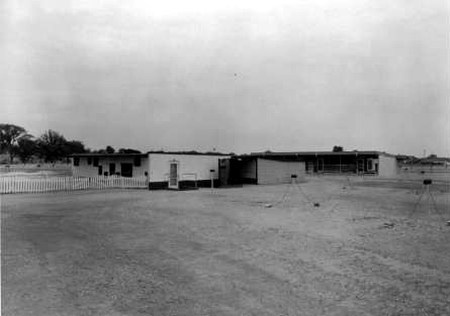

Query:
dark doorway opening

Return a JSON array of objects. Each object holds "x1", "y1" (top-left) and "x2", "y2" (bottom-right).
[
  {"x1": 317, "y1": 159, "x2": 324, "y2": 172},
  {"x1": 109, "y1": 163, "x2": 116, "y2": 176}
]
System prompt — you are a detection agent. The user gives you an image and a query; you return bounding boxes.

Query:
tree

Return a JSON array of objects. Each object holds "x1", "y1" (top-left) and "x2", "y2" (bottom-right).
[
  {"x1": 64, "y1": 140, "x2": 87, "y2": 155},
  {"x1": 332, "y1": 146, "x2": 344, "y2": 152},
  {"x1": 14, "y1": 138, "x2": 37, "y2": 163},
  {"x1": 118, "y1": 148, "x2": 141, "y2": 154},
  {"x1": 37, "y1": 130, "x2": 67, "y2": 162},
  {"x1": 62, "y1": 140, "x2": 86, "y2": 164},
  {"x1": 0, "y1": 124, "x2": 32, "y2": 163},
  {"x1": 105, "y1": 145, "x2": 115, "y2": 154}
]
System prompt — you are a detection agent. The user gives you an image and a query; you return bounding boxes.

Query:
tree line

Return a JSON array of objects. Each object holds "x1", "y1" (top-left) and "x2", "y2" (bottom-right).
[{"x1": 0, "y1": 123, "x2": 141, "y2": 164}]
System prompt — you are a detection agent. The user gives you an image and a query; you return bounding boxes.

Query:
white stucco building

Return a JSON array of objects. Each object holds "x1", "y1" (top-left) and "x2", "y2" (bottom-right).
[{"x1": 71, "y1": 152, "x2": 230, "y2": 189}]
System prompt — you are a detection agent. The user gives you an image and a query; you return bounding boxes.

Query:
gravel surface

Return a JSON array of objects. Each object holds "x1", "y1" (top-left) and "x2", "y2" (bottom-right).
[{"x1": 2, "y1": 177, "x2": 450, "y2": 315}]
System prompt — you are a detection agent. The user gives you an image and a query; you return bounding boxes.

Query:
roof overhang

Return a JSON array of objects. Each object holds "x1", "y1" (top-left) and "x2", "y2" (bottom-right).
[
  {"x1": 249, "y1": 151, "x2": 395, "y2": 158},
  {"x1": 69, "y1": 153, "x2": 147, "y2": 158}
]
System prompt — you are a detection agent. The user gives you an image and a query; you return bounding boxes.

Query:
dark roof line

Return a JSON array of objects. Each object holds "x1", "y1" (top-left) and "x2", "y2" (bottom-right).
[
  {"x1": 249, "y1": 151, "x2": 395, "y2": 157},
  {"x1": 70, "y1": 150, "x2": 396, "y2": 158},
  {"x1": 146, "y1": 151, "x2": 230, "y2": 156},
  {"x1": 69, "y1": 153, "x2": 147, "y2": 157},
  {"x1": 69, "y1": 151, "x2": 231, "y2": 157}
]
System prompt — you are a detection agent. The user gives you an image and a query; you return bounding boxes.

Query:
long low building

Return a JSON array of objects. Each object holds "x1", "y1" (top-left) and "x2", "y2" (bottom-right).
[
  {"x1": 248, "y1": 151, "x2": 398, "y2": 177},
  {"x1": 217, "y1": 150, "x2": 397, "y2": 186},
  {"x1": 70, "y1": 150, "x2": 398, "y2": 190},
  {"x1": 71, "y1": 152, "x2": 230, "y2": 189}
]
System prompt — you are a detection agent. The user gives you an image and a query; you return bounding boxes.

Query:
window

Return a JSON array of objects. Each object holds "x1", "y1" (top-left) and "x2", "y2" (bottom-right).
[
  {"x1": 134, "y1": 156, "x2": 141, "y2": 167},
  {"x1": 93, "y1": 157, "x2": 99, "y2": 167},
  {"x1": 121, "y1": 163, "x2": 133, "y2": 177},
  {"x1": 87, "y1": 157, "x2": 92, "y2": 165},
  {"x1": 367, "y1": 159, "x2": 373, "y2": 171},
  {"x1": 367, "y1": 159, "x2": 376, "y2": 172},
  {"x1": 73, "y1": 157, "x2": 80, "y2": 166}
]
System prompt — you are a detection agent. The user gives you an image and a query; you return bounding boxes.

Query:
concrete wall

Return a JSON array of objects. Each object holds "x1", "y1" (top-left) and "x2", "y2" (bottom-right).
[
  {"x1": 148, "y1": 154, "x2": 228, "y2": 182},
  {"x1": 257, "y1": 159, "x2": 305, "y2": 185},
  {"x1": 72, "y1": 156, "x2": 149, "y2": 178},
  {"x1": 378, "y1": 155, "x2": 398, "y2": 177}
]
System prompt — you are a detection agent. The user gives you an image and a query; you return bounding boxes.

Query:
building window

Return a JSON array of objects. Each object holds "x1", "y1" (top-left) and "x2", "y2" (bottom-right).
[
  {"x1": 367, "y1": 159, "x2": 373, "y2": 171},
  {"x1": 134, "y1": 156, "x2": 141, "y2": 167},
  {"x1": 87, "y1": 157, "x2": 92, "y2": 165},
  {"x1": 73, "y1": 157, "x2": 80, "y2": 166},
  {"x1": 121, "y1": 163, "x2": 133, "y2": 177},
  {"x1": 93, "y1": 157, "x2": 99, "y2": 167}
]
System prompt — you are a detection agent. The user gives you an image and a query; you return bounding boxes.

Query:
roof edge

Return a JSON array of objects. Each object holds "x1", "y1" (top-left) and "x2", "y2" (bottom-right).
[
  {"x1": 249, "y1": 150, "x2": 396, "y2": 157},
  {"x1": 69, "y1": 151, "x2": 231, "y2": 158}
]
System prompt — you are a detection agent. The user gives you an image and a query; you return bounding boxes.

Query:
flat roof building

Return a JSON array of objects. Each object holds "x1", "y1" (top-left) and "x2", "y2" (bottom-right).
[
  {"x1": 248, "y1": 151, "x2": 398, "y2": 177},
  {"x1": 70, "y1": 152, "x2": 230, "y2": 190}
]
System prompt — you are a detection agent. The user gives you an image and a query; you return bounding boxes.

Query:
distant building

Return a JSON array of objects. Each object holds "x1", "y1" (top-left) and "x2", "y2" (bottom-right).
[
  {"x1": 229, "y1": 151, "x2": 398, "y2": 179},
  {"x1": 70, "y1": 152, "x2": 230, "y2": 189},
  {"x1": 70, "y1": 150, "x2": 399, "y2": 190},
  {"x1": 417, "y1": 156, "x2": 450, "y2": 166}
]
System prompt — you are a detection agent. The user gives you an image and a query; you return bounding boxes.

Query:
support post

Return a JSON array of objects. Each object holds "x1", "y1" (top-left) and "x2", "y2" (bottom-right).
[{"x1": 210, "y1": 169, "x2": 215, "y2": 192}]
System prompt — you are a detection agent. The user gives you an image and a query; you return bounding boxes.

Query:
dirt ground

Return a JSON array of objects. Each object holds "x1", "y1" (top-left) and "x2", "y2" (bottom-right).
[{"x1": 1, "y1": 177, "x2": 450, "y2": 316}]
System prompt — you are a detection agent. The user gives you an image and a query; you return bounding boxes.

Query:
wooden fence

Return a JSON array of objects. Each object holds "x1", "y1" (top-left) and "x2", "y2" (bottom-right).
[{"x1": 0, "y1": 176, "x2": 148, "y2": 194}]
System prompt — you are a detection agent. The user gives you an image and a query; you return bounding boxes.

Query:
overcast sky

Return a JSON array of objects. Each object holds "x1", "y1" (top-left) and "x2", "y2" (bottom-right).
[{"x1": 1, "y1": 0, "x2": 449, "y2": 156}]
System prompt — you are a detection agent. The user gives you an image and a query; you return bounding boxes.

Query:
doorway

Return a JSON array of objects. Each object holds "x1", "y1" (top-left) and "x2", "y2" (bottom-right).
[
  {"x1": 168, "y1": 161, "x2": 179, "y2": 189},
  {"x1": 357, "y1": 159, "x2": 365, "y2": 174},
  {"x1": 317, "y1": 159, "x2": 324, "y2": 173},
  {"x1": 109, "y1": 163, "x2": 116, "y2": 176}
]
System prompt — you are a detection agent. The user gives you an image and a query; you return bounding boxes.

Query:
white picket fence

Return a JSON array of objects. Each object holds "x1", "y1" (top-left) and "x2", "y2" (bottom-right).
[{"x1": 0, "y1": 176, "x2": 148, "y2": 194}]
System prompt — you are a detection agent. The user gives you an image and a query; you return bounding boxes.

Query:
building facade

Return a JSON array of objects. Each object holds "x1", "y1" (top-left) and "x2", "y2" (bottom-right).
[
  {"x1": 70, "y1": 150, "x2": 399, "y2": 190},
  {"x1": 248, "y1": 151, "x2": 398, "y2": 177},
  {"x1": 70, "y1": 152, "x2": 230, "y2": 189}
]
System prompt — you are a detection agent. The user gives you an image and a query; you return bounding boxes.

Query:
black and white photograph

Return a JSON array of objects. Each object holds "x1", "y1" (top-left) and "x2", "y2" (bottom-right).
[{"x1": 1, "y1": 0, "x2": 449, "y2": 315}]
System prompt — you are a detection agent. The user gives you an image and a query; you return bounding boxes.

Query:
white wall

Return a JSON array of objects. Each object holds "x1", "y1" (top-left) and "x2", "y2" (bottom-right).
[
  {"x1": 72, "y1": 157, "x2": 94, "y2": 177},
  {"x1": 148, "y1": 154, "x2": 228, "y2": 182},
  {"x1": 72, "y1": 156, "x2": 149, "y2": 177},
  {"x1": 378, "y1": 155, "x2": 398, "y2": 177},
  {"x1": 257, "y1": 159, "x2": 305, "y2": 185}
]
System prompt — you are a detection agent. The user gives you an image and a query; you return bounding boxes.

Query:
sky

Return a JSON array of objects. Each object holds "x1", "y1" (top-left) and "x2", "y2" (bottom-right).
[{"x1": 1, "y1": 0, "x2": 449, "y2": 156}]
